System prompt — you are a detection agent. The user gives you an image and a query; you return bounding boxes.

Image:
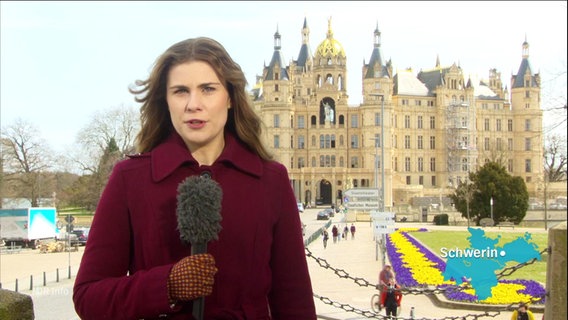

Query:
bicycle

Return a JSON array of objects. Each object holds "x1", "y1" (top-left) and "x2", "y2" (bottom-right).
[
  {"x1": 371, "y1": 287, "x2": 402, "y2": 316},
  {"x1": 370, "y1": 293, "x2": 381, "y2": 313}
]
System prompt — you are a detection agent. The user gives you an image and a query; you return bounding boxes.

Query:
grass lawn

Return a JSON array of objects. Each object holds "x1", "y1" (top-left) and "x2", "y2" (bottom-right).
[{"x1": 410, "y1": 229, "x2": 548, "y2": 285}]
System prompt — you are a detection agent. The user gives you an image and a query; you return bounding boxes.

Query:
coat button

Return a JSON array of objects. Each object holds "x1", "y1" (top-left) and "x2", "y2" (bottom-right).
[{"x1": 200, "y1": 171, "x2": 212, "y2": 179}]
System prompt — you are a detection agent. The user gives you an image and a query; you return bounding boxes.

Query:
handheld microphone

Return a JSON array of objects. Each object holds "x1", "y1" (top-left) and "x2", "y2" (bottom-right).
[{"x1": 176, "y1": 175, "x2": 223, "y2": 320}]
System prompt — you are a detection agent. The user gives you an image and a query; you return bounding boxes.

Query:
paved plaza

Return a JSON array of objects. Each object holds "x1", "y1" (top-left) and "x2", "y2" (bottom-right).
[{"x1": 0, "y1": 208, "x2": 550, "y2": 319}]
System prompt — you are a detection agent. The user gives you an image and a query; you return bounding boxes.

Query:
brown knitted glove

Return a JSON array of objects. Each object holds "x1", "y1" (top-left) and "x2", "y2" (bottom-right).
[{"x1": 167, "y1": 254, "x2": 217, "y2": 302}]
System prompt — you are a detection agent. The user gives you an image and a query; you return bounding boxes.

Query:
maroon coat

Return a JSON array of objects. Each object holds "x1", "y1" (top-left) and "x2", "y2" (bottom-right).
[{"x1": 73, "y1": 133, "x2": 316, "y2": 320}]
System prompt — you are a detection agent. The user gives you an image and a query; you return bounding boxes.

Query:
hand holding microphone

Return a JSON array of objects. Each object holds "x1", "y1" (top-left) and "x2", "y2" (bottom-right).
[
  {"x1": 167, "y1": 175, "x2": 223, "y2": 319},
  {"x1": 167, "y1": 253, "x2": 217, "y2": 301}
]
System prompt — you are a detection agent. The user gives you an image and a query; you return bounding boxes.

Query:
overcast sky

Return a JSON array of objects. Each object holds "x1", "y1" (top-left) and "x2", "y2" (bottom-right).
[{"x1": 1, "y1": 1, "x2": 566, "y2": 154}]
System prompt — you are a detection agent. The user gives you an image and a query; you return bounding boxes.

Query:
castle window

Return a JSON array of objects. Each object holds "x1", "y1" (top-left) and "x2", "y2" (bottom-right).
[
  {"x1": 375, "y1": 112, "x2": 381, "y2": 126},
  {"x1": 351, "y1": 157, "x2": 359, "y2": 168},
  {"x1": 525, "y1": 159, "x2": 531, "y2": 173},
  {"x1": 326, "y1": 74, "x2": 333, "y2": 84},
  {"x1": 273, "y1": 114, "x2": 280, "y2": 128},
  {"x1": 350, "y1": 135, "x2": 359, "y2": 148},
  {"x1": 525, "y1": 119, "x2": 531, "y2": 131},
  {"x1": 273, "y1": 135, "x2": 280, "y2": 148},
  {"x1": 298, "y1": 115, "x2": 305, "y2": 129},
  {"x1": 525, "y1": 138, "x2": 531, "y2": 151},
  {"x1": 351, "y1": 115, "x2": 359, "y2": 128}
]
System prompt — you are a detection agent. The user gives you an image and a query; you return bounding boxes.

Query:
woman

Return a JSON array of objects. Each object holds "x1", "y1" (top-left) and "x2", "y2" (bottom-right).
[
  {"x1": 73, "y1": 37, "x2": 316, "y2": 320},
  {"x1": 511, "y1": 303, "x2": 535, "y2": 320}
]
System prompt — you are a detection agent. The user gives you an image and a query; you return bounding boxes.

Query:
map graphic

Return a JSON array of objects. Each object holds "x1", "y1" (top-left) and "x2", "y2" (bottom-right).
[{"x1": 442, "y1": 227, "x2": 541, "y2": 300}]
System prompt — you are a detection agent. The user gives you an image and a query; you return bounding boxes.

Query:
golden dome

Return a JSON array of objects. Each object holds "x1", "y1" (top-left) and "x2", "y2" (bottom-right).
[{"x1": 316, "y1": 17, "x2": 345, "y2": 58}]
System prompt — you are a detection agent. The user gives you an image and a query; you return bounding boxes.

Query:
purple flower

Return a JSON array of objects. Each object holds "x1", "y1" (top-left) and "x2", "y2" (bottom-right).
[{"x1": 387, "y1": 230, "x2": 546, "y2": 304}]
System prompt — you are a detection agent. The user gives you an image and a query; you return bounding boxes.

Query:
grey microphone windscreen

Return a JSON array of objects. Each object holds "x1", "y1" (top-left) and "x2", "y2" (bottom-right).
[{"x1": 176, "y1": 175, "x2": 223, "y2": 246}]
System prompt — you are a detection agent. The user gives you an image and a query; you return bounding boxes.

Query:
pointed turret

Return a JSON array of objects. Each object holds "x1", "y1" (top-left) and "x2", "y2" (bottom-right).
[
  {"x1": 296, "y1": 17, "x2": 312, "y2": 68},
  {"x1": 264, "y1": 26, "x2": 289, "y2": 81},
  {"x1": 364, "y1": 22, "x2": 389, "y2": 79},
  {"x1": 511, "y1": 37, "x2": 538, "y2": 89}
]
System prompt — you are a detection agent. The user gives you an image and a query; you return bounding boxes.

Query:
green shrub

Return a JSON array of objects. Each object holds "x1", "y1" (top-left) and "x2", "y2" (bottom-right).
[{"x1": 433, "y1": 214, "x2": 449, "y2": 225}]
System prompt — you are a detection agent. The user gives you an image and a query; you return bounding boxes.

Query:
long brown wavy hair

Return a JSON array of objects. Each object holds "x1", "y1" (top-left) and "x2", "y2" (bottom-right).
[{"x1": 129, "y1": 37, "x2": 272, "y2": 160}]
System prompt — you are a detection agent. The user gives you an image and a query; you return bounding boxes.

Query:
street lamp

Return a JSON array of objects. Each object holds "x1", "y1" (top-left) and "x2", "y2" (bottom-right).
[
  {"x1": 369, "y1": 93, "x2": 385, "y2": 212},
  {"x1": 490, "y1": 197, "x2": 494, "y2": 222},
  {"x1": 369, "y1": 93, "x2": 386, "y2": 265}
]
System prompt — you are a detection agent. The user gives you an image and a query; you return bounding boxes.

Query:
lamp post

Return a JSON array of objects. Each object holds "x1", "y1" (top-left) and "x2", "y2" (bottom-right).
[
  {"x1": 369, "y1": 93, "x2": 386, "y2": 265},
  {"x1": 369, "y1": 93, "x2": 385, "y2": 212},
  {"x1": 490, "y1": 197, "x2": 494, "y2": 222}
]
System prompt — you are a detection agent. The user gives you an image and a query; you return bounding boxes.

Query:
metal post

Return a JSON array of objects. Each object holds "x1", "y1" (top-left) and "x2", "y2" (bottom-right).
[
  {"x1": 490, "y1": 197, "x2": 494, "y2": 221},
  {"x1": 544, "y1": 178, "x2": 548, "y2": 230},
  {"x1": 380, "y1": 96, "x2": 385, "y2": 212}
]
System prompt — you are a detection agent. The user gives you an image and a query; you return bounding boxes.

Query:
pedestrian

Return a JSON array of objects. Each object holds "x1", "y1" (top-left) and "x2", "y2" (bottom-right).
[
  {"x1": 378, "y1": 264, "x2": 396, "y2": 292},
  {"x1": 343, "y1": 225, "x2": 349, "y2": 240},
  {"x1": 332, "y1": 225, "x2": 339, "y2": 243},
  {"x1": 380, "y1": 280, "x2": 402, "y2": 318},
  {"x1": 73, "y1": 37, "x2": 316, "y2": 320},
  {"x1": 350, "y1": 223, "x2": 356, "y2": 240},
  {"x1": 322, "y1": 230, "x2": 329, "y2": 249},
  {"x1": 510, "y1": 302, "x2": 535, "y2": 320}
]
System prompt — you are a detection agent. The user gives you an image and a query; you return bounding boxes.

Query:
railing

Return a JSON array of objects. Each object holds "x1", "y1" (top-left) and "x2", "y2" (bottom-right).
[{"x1": 304, "y1": 220, "x2": 332, "y2": 247}]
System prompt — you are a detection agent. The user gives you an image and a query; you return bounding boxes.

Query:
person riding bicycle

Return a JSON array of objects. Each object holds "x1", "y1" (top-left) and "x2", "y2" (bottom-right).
[
  {"x1": 380, "y1": 279, "x2": 402, "y2": 318},
  {"x1": 378, "y1": 264, "x2": 395, "y2": 291}
]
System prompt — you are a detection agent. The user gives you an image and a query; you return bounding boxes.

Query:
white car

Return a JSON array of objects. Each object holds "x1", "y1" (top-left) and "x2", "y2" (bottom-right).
[{"x1": 297, "y1": 203, "x2": 305, "y2": 213}]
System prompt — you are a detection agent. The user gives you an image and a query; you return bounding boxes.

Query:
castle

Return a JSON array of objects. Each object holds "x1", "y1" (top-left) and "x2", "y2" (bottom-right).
[{"x1": 251, "y1": 18, "x2": 543, "y2": 210}]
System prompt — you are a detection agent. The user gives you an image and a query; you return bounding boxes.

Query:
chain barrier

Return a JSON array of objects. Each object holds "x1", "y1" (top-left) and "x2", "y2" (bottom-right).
[{"x1": 306, "y1": 246, "x2": 547, "y2": 319}]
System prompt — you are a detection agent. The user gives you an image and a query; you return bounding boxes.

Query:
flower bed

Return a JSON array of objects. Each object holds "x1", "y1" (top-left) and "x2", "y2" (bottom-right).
[{"x1": 386, "y1": 228, "x2": 545, "y2": 304}]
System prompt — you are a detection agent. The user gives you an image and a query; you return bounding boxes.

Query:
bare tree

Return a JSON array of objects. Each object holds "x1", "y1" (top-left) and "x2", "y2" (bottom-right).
[
  {"x1": 1, "y1": 118, "x2": 54, "y2": 207},
  {"x1": 544, "y1": 134, "x2": 567, "y2": 182},
  {"x1": 71, "y1": 104, "x2": 139, "y2": 174},
  {"x1": 65, "y1": 105, "x2": 139, "y2": 209}
]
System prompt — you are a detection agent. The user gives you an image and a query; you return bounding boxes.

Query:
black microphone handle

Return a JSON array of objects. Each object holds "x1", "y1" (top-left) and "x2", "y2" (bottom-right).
[{"x1": 191, "y1": 242, "x2": 207, "y2": 320}]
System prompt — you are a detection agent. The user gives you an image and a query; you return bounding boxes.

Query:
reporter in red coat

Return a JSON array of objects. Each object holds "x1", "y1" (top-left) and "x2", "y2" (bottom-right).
[{"x1": 73, "y1": 37, "x2": 316, "y2": 320}]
